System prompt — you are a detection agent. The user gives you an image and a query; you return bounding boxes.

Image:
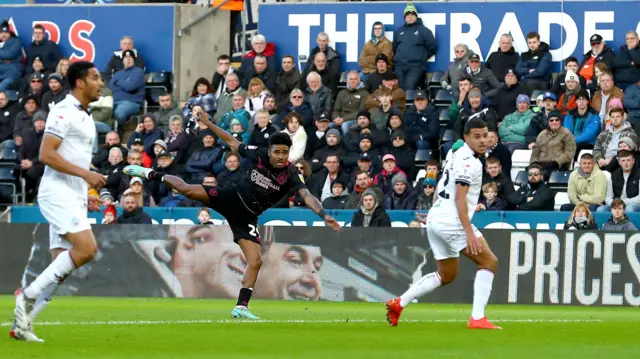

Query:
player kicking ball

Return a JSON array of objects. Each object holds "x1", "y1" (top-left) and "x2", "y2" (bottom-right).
[
  {"x1": 385, "y1": 118, "x2": 501, "y2": 330},
  {"x1": 123, "y1": 111, "x2": 341, "y2": 319},
  {"x1": 11, "y1": 61, "x2": 106, "y2": 342}
]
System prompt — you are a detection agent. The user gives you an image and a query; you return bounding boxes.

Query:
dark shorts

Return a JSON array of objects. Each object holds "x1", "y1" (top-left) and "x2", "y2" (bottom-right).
[{"x1": 202, "y1": 185, "x2": 261, "y2": 245}]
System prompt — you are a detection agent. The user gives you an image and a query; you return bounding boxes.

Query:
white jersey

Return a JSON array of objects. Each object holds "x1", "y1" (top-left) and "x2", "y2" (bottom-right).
[
  {"x1": 427, "y1": 143, "x2": 483, "y2": 226},
  {"x1": 38, "y1": 94, "x2": 95, "y2": 203}
]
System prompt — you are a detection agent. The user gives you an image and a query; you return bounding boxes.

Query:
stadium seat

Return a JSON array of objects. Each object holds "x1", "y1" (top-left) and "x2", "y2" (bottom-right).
[
  {"x1": 511, "y1": 149, "x2": 532, "y2": 181},
  {"x1": 530, "y1": 89, "x2": 545, "y2": 105},
  {"x1": 0, "y1": 148, "x2": 17, "y2": 163},
  {"x1": 442, "y1": 129, "x2": 454, "y2": 143},
  {"x1": 6, "y1": 90, "x2": 19, "y2": 103},
  {"x1": 554, "y1": 191, "x2": 571, "y2": 211},
  {"x1": 145, "y1": 87, "x2": 166, "y2": 111},
  {"x1": 513, "y1": 170, "x2": 528, "y2": 187},
  {"x1": 428, "y1": 72, "x2": 443, "y2": 88},
  {"x1": 414, "y1": 149, "x2": 433, "y2": 167},
  {"x1": 434, "y1": 89, "x2": 453, "y2": 107},
  {"x1": 548, "y1": 170, "x2": 571, "y2": 190},
  {"x1": 146, "y1": 72, "x2": 173, "y2": 92},
  {"x1": 0, "y1": 165, "x2": 18, "y2": 204},
  {"x1": 406, "y1": 89, "x2": 416, "y2": 102},
  {"x1": 439, "y1": 108, "x2": 449, "y2": 128}
]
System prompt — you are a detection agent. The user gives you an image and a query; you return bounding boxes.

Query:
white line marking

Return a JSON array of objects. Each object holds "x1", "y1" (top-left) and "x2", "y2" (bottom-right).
[{"x1": 0, "y1": 318, "x2": 619, "y2": 327}]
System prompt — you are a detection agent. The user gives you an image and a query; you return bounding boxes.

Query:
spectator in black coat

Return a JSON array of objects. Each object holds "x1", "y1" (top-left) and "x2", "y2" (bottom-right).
[
  {"x1": 343, "y1": 110, "x2": 387, "y2": 152},
  {"x1": 217, "y1": 153, "x2": 245, "y2": 190},
  {"x1": 476, "y1": 182, "x2": 508, "y2": 211},
  {"x1": 19, "y1": 112, "x2": 45, "y2": 200},
  {"x1": 249, "y1": 109, "x2": 278, "y2": 149},
  {"x1": 526, "y1": 91, "x2": 558, "y2": 146},
  {"x1": 273, "y1": 89, "x2": 315, "y2": 130},
  {"x1": 105, "y1": 36, "x2": 145, "y2": 74},
  {"x1": 13, "y1": 100, "x2": 39, "y2": 148},
  {"x1": 0, "y1": 91, "x2": 18, "y2": 147},
  {"x1": 300, "y1": 52, "x2": 339, "y2": 97},
  {"x1": 211, "y1": 54, "x2": 233, "y2": 98},
  {"x1": 365, "y1": 53, "x2": 391, "y2": 93},
  {"x1": 240, "y1": 55, "x2": 276, "y2": 94},
  {"x1": 351, "y1": 188, "x2": 391, "y2": 227},
  {"x1": 100, "y1": 147, "x2": 127, "y2": 200},
  {"x1": 485, "y1": 130, "x2": 513, "y2": 176},
  {"x1": 486, "y1": 34, "x2": 520, "y2": 83},
  {"x1": 453, "y1": 88, "x2": 498, "y2": 140},
  {"x1": 322, "y1": 178, "x2": 349, "y2": 209},
  {"x1": 275, "y1": 55, "x2": 301, "y2": 111},
  {"x1": 304, "y1": 32, "x2": 341, "y2": 76},
  {"x1": 307, "y1": 154, "x2": 349, "y2": 201},
  {"x1": 387, "y1": 130, "x2": 415, "y2": 179},
  {"x1": 116, "y1": 194, "x2": 153, "y2": 224},
  {"x1": 343, "y1": 136, "x2": 382, "y2": 173},
  {"x1": 383, "y1": 173, "x2": 417, "y2": 210},
  {"x1": 25, "y1": 25, "x2": 62, "y2": 71},
  {"x1": 310, "y1": 128, "x2": 346, "y2": 173},
  {"x1": 149, "y1": 150, "x2": 184, "y2": 203},
  {"x1": 19, "y1": 72, "x2": 45, "y2": 106},
  {"x1": 40, "y1": 73, "x2": 68, "y2": 112},
  {"x1": 507, "y1": 163, "x2": 555, "y2": 211},
  {"x1": 515, "y1": 32, "x2": 553, "y2": 93},
  {"x1": 613, "y1": 31, "x2": 640, "y2": 91},
  {"x1": 405, "y1": 90, "x2": 439, "y2": 150},
  {"x1": 551, "y1": 57, "x2": 588, "y2": 97},
  {"x1": 482, "y1": 156, "x2": 515, "y2": 202},
  {"x1": 184, "y1": 130, "x2": 223, "y2": 184},
  {"x1": 304, "y1": 113, "x2": 330, "y2": 160},
  {"x1": 494, "y1": 68, "x2": 529, "y2": 120}
]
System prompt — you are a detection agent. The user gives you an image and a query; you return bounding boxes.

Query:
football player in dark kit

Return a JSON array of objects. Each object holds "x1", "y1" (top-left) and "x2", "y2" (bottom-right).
[{"x1": 124, "y1": 111, "x2": 341, "y2": 319}]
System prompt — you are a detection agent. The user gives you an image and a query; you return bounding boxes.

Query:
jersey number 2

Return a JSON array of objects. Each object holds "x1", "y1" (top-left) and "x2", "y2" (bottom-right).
[
  {"x1": 438, "y1": 169, "x2": 451, "y2": 199},
  {"x1": 248, "y1": 224, "x2": 260, "y2": 238}
]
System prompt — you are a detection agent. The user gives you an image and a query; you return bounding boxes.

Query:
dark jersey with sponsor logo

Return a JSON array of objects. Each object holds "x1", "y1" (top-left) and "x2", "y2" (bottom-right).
[{"x1": 235, "y1": 143, "x2": 306, "y2": 215}]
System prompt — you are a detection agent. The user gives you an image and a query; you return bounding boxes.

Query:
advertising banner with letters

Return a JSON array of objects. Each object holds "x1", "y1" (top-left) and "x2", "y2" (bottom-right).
[
  {"x1": 10, "y1": 206, "x2": 640, "y2": 230},
  {"x1": 2, "y1": 225, "x2": 638, "y2": 306},
  {"x1": 259, "y1": 1, "x2": 640, "y2": 72},
  {"x1": 1, "y1": 5, "x2": 174, "y2": 72}
]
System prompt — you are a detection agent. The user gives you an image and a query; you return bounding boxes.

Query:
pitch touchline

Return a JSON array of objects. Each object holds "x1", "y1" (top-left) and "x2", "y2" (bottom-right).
[{"x1": 0, "y1": 318, "x2": 620, "y2": 327}]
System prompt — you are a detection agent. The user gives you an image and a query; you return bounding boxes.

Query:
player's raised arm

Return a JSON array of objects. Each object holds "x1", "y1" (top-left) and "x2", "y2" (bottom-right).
[
  {"x1": 197, "y1": 110, "x2": 241, "y2": 152},
  {"x1": 39, "y1": 133, "x2": 105, "y2": 189},
  {"x1": 298, "y1": 188, "x2": 341, "y2": 231}
]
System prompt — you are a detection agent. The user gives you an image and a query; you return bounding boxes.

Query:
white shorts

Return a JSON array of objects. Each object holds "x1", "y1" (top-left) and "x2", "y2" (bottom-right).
[
  {"x1": 426, "y1": 221, "x2": 483, "y2": 260},
  {"x1": 39, "y1": 198, "x2": 91, "y2": 250}
]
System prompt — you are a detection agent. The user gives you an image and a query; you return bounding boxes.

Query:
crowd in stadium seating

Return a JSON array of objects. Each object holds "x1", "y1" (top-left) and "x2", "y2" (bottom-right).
[{"x1": 2, "y1": 4, "x2": 640, "y2": 229}]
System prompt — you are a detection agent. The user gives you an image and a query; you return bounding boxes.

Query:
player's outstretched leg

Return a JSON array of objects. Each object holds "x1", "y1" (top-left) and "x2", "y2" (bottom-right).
[
  {"x1": 231, "y1": 239, "x2": 262, "y2": 320},
  {"x1": 464, "y1": 237, "x2": 501, "y2": 330},
  {"x1": 386, "y1": 259, "x2": 457, "y2": 327},
  {"x1": 12, "y1": 231, "x2": 97, "y2": 341}
]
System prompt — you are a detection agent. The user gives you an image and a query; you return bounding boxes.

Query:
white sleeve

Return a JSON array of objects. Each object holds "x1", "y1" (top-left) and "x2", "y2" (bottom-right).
[
  {"x1": 44, "y1": 109, "x2": 72, "y2": 139},
  {"x1": 453, "y1": 158, "x2": 476, "y2": 186}
]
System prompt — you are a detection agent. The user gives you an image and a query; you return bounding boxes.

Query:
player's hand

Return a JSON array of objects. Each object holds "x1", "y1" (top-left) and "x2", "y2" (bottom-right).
[
  {"x1": 88, "y1": 195, "x2": 101, "y2": 212},
  {"x1": 415, "y1": 212, "x2": 428, "y2": 224},
  {"x1": 84, "y1": 171, "x2": 106, "y2": 189},
  {"x1": 198, "y1": 111, "x2": 213, "y2": 127},
  {"x1": 465, "y1": 232, "x2": 482, "y2": 256},
  {"x1": 324, "y1": 215, "x2": 341, "y2": 231}
]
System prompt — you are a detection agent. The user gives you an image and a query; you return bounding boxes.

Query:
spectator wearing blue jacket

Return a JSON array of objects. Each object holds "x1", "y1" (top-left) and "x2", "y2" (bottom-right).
[
  {"x1": 127, "y1": 114, "x2": 165, "y2": 156},
  {"x1": 392, "y1": 3, "x2": 437, "y2": 91},
  {"x1": 26, "y1": 24, "x2": 62, "y2": 72},
  {"x1": 405, "y1": 90, "x2": 439, "y2": 150},
  {"x1": 563, "y1": 90, "x2": 601, "y2": 156},
  {"x1": 110, "y1": 50, "x2": 145, "y2": 126},
  {"x1": 185, "y1": 129, "x2": 223, "y2": 184},
  {"x1": 0, "y1": 22, "x2": 24, "y2": 92},
  {"x1": 516, "y1": 32, "x2": 552, "y2": 94}
]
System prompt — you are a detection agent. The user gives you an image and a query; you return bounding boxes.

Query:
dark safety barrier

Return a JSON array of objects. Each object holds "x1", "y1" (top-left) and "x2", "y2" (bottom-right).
[{"x1": 2, "y1": 225, "x2": 638, "y2": 306}]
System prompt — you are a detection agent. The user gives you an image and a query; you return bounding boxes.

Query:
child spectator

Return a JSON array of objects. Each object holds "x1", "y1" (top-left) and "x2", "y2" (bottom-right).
[{"x1": 477, "y1": 182, "x2": 507, "y2": 211}]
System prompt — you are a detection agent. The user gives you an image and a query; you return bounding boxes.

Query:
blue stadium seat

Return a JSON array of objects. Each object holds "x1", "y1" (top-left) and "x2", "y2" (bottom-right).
[
  {"x1": 0, "y1": 148, "x2": 18, "y2": 163},
  {"x1": 439, "y1": 108, "x2": 449, "y2": 128},
  {"x1": 0, "y1": 165, "x2": 18, "y2": 204},
  {"x1": 414, "y1": 149, "x2": 433, "y2": 166},
  {"x1": 548, "y1": 170, "x2": 571, "y2": 190},
  {"x1": 514, "y1": 170, "x2": 528, "y2": 187},
  {"x1": 6, "y1": 90, "x2": 19, "y2": 103},
  {"x1": 428, "y1": 72, "x2": 443, "y2": 88},
  {"x1": 442, "y1": 129, "x2": 454, "y2": 142},
  {"x1": 434, "y1": 89, "x2": 453, "y2": 107},
  {"x1": 146, "y1": 72, "x2": 173, "y2": 92},
  {"x1": 406, "y1": 89, "x2": 416, "y2": 102}
]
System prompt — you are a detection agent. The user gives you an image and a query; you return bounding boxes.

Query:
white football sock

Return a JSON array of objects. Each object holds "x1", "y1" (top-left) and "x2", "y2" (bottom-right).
[
  {"x1": 24, "y1": 251, "x2": 75, "y2": 300},
  {"x1": 399, "y1": 272, "x2": 441, "y2": 307},
  {"x1": 30, "y1": 282, "x2": 60, "y2": 320},
  {"x1": 471, "y1": 269, "x2": 495, "y2": 320}
]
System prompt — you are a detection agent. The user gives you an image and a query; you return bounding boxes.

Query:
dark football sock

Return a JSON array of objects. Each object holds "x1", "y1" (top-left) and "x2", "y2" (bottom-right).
[{"x1": 236, "y1": 288, "x2": 253, "y2": 307}]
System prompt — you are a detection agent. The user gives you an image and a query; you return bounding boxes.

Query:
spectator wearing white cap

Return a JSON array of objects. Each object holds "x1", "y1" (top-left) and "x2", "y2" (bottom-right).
[
  {"x1": 121, "y1": 176, "x2": 156, "y2": 208},
  {"x1": 557, "y1": 70, "x2": 582, "y2": 115},
  {"x1": 499, "y1": 94, "x2": 536, "y2": 152},
  {"x1": 551, "y1": 57, "x2": 587, "y2": 97}
]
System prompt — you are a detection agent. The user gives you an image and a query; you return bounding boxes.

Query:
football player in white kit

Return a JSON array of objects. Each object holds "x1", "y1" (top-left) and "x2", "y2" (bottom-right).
[
  {"x1": 385, "y1": 118, "x2": 501, "y2": 330},
  {"x1": 11, "y1": 61, "x2": 106, "y2": 342}
]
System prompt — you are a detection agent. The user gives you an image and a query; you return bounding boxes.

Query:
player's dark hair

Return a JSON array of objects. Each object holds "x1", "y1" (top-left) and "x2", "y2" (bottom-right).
[
  {"x1": 269, "y1": 132, "x2": 293, "y2": 148},
  {"x1": 580, "y1": 153, "x2": 594, "y2": 161},
  {"x1": 67, "y1": 61, "x2": 95, "y2": 90},
  {"x1": 464, "y1": 118, "x2": 488, "y2": 135}
]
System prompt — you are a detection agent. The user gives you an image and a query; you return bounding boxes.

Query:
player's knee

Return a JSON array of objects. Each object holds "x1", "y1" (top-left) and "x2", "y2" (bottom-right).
[
  {"x1": 78, "y1": 241, "x2": 98, "y2": 262},
  {"x1": 438, "y1": 270, "x2": 457, "y2": 285},
  {"x1": 247, "y1": 256, "x2": 263, "y2": 269},
  {"x1": 486, "y1": 253, "x2": 498, "y2": 272}
]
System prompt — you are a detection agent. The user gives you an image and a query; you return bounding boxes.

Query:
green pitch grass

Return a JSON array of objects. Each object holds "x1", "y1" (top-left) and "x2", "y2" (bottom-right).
[{"x1": 1, "y1": 296, "x2": 639, "y2": 359}]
